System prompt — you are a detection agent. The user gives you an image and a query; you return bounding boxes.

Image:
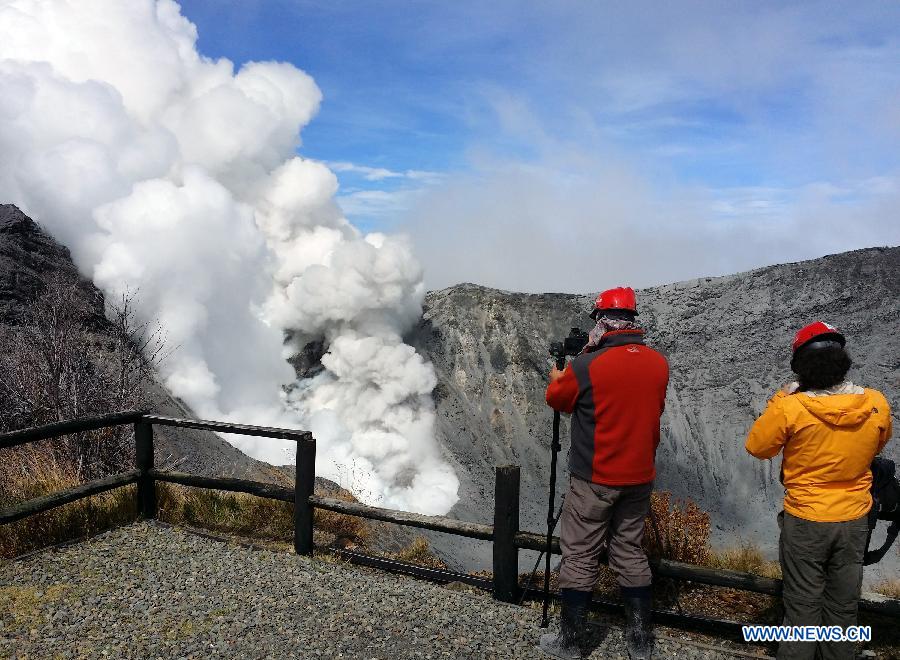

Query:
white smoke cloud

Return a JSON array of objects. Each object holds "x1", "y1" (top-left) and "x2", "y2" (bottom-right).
[{"x1": 0, "y1": 0, "x2": 458, "y2": 515}]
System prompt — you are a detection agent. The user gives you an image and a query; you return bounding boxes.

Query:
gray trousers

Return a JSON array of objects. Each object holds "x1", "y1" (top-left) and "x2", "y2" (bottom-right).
[
  {"x1": 558, "y1": 475, "x2": 653, "y2": 591},
  {"x1": 777, "y1": 510, "x2": 869, "y2": 660}
]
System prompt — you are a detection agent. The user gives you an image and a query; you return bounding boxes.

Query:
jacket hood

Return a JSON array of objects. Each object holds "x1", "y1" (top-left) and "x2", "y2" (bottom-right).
[{"x1": 794, "y1": 390, "x2": 877, "y2": 427}]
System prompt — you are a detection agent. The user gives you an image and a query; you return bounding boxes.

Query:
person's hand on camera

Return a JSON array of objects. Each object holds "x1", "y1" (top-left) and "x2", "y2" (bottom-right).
[{"x1": 549, "y1": 366, "x2": 565, "y2": 382}]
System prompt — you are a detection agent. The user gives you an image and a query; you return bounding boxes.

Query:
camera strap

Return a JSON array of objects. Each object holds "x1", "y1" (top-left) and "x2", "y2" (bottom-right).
[
  {"x1": 863, "y1": 457, "x2": 899, "y2": 565},
  {"x1": 864, "y1": 518, "x2": 900, "y2": 566}
]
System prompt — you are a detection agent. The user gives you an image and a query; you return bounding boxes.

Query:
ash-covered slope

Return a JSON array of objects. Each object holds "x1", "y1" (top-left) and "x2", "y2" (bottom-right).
[{"x1": 410, "y1": 247, "x2": 900, "y2": 580}]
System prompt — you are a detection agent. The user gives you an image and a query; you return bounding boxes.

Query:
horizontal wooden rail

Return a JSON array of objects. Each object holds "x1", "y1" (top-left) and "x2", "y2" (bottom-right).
[
  {"x1": 140, "y1": 414, "x2": 313, "y2": 443},
  {"x1": 329, "y1": 547, "x2": 750, "y2": 639},
  {"x1": 0, "y1": 411, "x2": 146, "y2": 450},
  {"x1": 515, "y1": 529, "x2": 782, "y2": 592},
  {"x1": 514, "y1": 529, "x2": 559, "y2": 554},
  {"x1": 332, "y1": 547, "x2": 496, "y2": 591},
  {"x1": 308, "y1": 495, "x2": 494, "y2": 541},
  {"x1": 515, "y1": 529, "x2": 898, "y2": 616},
  {"x1": 859, "y1": 591, "x2": 900, "y2": 617},
  {"x1": 0, "y1": 470, "x2": 140, "y2": 525},
  {"x1": 1, "y1": 410, "x2": 898, "y2": 619},
  {"x1": 151, "y1": 470, "x2": 294, "y2": 502},
  {"x1": 652, "y1": 557, "x2": 782, "y2": 595}
]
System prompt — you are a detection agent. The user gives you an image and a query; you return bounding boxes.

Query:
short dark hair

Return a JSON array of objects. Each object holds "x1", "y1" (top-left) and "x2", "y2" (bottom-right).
[{"x1": 790, "y1": 345, "x2": 852, "y2": 391}]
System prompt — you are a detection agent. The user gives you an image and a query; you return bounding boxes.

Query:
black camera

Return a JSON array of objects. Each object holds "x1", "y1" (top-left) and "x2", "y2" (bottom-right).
[{"x1": 549, "y1": 327, "x2": 589, "y2": 360}]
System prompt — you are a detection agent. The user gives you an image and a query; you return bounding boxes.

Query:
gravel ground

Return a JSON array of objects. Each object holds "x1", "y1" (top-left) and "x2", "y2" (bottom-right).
[{"x1": 0, "y1": 522, "x2": 766, "y2": 659}]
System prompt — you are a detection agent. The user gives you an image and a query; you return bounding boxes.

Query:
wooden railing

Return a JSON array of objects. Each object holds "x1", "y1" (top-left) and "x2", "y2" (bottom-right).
[{"x1": 1, "y1": 412, "x2": 898, "y2": 618}]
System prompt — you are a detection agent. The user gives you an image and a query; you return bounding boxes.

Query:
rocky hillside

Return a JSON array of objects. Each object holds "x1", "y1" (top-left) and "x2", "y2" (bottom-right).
[
  {"x1": 4, "y1": 202, "x2": 897, "y2": 583},
  {"x1": 410, "y1": 248, "x2": 900, "y2": 582},
  {"x1": 0, "y1": 204, "x2": 285, "y2": 482},
  {"x1": 0, "y1": 204, "x2": 418, "y2": 556}
]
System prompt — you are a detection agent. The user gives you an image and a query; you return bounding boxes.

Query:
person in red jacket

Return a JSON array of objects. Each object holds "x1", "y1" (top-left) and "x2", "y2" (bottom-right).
[{"x1": 539, "y1": 287, "x2": 669, "y2": 660}]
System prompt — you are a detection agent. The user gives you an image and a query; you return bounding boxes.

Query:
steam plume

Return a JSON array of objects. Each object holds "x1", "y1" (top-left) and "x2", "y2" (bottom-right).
[{"x1": 0, "y1": 0, "x2": 458, "y2": 514}]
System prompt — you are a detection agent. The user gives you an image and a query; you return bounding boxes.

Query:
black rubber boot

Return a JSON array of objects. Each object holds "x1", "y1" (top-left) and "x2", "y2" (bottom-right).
[
  {"x1": 539, "y1": 589, "x2": 590, "y2": 659},
  {"x1": 621, "y1": 585, "x2": 654, "y2": 660}
]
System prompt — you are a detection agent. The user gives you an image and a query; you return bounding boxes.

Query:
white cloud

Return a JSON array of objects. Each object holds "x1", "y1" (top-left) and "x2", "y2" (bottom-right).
[
  {"x1": 389, "y1": 3, "x2": 900, "y2": 293},
  {"x1": 329, "y1": 161, "x2": 403, "y2": 181},
  {"x1": 401, "y1": 142, "x2": 900, "y2": 293},
  {"x1": 328, "y1": 161, "x2": 446, "y2": 225},
  {"x1": 404, "y1": 169, "x2": 445, "y2": 184},
  {"x1": 0, "y1": 0, "x2": 458, "y2": 515},
  {"x1": 337, "y1": 189, "x2": 427, "y2": 221},
  {"x1": 329, "y1": 160, "x2": 443, "y2": 183}
]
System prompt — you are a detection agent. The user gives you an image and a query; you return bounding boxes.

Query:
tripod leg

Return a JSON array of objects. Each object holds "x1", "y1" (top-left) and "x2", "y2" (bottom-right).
[
  {"x1": 541, "y1": 354, "x2": 568, "y2": 628},
  {"x1": 541, "y1": 408, "x2": 563, "y2": 628}
]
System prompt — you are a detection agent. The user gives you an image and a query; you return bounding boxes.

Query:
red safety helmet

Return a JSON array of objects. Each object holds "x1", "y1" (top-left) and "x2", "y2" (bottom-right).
[
  {"x1": 791, "y1": 321, "x2": 846, "y2": 354},
  {"x1": 590, "y1": 286, "x2": 637, "y2": 319}
]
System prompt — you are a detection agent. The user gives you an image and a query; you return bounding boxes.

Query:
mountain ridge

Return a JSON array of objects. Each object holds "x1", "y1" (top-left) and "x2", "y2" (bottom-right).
[
  {"x1": 429, "y1": 243, "x2": 900, "y2": 297},
  {"x1": 3, "y1": 202, "x2": 897, "y2": 585},
  {"x1": 410, "y1": 244, "x2": 900, "y2": 585}
]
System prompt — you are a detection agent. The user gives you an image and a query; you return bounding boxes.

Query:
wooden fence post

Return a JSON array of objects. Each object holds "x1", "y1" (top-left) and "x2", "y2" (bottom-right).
[
  {"x1": 134, "y1": 421, "x2": 156, "y2": 519},
  {"x1": 294, "y1": 438, "x2": 316, "y2": 555},
  {"x1": 493, "y1": 465, "x2": 521, "y2": 603}
]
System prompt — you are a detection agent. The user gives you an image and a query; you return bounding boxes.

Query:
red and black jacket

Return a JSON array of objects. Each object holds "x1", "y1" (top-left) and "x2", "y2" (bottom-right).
[{"x1": 545, "y1": 331, "x2": 669, "y2": 486}]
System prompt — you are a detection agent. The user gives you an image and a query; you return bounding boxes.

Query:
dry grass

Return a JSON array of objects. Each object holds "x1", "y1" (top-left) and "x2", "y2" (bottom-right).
[
  {"x1": 156, "y1": 483, "x2": 294, "y2": 540},
  {"x1": 708, "y1": 542, "x2": 781, "y2": 579},
  {"x1": 643, "y1": 491, "x2": 711, "y2": 566},
  {"x1": 390, "y1": 536, "x2": 448, "y2": 569},
  {"x1": 873, "y1": 579, "x2": 900, "y2": 599},
  {"x1": 0, "y1": 444, "x2": 137, "y2": 558},
  {"x1": 0, "y1": 583, "x2": 72, "y2": 630},
  {"x1": 312, "y1": 489, "x2": 372, "y2": 547},
  {"x1": 1, "y1": 444, "x2": 371, "y2": 558}
]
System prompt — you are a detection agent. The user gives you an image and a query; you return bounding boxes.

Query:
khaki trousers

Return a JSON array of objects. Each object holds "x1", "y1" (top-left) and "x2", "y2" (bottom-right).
[
  {"x1": 777, "y1": 510, "x2": 869, "y2": 660},
  {"x1": 558, "y1": 475, "x2": 653, "y2": 591}
]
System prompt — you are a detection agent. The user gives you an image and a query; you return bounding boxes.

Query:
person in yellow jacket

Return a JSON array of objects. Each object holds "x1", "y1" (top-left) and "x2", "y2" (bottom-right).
[{"x1": 746, "y1": 321, "x2": 892, "y2": 660}]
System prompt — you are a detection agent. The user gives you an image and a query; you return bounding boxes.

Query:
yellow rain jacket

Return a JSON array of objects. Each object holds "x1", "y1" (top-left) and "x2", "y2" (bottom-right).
[{"x1": 745, "y1": 387, "x2": 893, "y2": 522}]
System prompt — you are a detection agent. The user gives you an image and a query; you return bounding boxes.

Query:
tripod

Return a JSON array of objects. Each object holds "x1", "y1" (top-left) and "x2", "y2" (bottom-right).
[{"x1": 539, "y1": 354, "x2": 567, "y2": 627}]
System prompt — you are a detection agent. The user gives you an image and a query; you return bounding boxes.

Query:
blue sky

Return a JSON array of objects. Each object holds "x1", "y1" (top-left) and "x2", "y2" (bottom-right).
[{"x1": 178, "y1": 0, "x2": 900, "y2": 291}]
